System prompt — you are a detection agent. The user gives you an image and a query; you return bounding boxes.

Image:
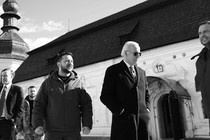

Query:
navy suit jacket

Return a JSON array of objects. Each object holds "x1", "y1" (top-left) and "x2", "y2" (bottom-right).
[{"x1": 0, "y1": 84, "x2": 24, "y2": 125}]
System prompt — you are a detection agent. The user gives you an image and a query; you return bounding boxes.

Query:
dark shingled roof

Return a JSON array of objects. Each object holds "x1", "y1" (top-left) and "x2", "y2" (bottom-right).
[
  {"x1": 13, "y1": 0, "x2": 210, "y2": 83},
  {"x1": 0, "y1": 32, "x2": 29, "y2": 60}
]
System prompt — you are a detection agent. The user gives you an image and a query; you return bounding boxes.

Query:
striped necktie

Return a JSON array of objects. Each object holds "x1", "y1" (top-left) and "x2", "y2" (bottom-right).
[
  {"x1": 0, "y1": 86, "x2": 7, "y2": 116},
  {"x1": 129, "y1": 66, "x2": 136, "y2": 79}
]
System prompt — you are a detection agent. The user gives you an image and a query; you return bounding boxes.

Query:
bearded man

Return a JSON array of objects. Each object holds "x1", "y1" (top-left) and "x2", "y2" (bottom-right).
[
  {"x1": 32, "y1": 52, "x2": 93, "y2": 140},
  {"x1": 190, "y1": 21, "x2": 210, "y2": 135}
]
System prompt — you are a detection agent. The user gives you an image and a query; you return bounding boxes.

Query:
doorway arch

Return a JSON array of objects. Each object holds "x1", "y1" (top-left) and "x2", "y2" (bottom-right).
[{"x1": 147, "y1": 76, "x2": 191, "y2": 140}]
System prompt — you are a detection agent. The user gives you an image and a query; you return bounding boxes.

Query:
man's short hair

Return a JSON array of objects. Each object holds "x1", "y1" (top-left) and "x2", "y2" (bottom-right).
[
  {"x1": 121, "y1": 41, "x2": 140, "y2": 57},
  {"x1": 56, "y1": 51, "x2": 73, "y2": 62},
  {"x1": 1, "y1": 68, "x2": 15, "y2": 77},
  {"x1": 199, "y1": 20, "x2": 210, "y2": 26},
  {"x1": 28, "y1": 86, "x2": 36, "y2": 90}
]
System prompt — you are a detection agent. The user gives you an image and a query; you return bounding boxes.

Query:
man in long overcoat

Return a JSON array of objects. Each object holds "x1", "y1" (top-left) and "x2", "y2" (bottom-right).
[
  {"x1": 100, "y1": 41, "x2": 150, "y2": 140},
  {"x1": 193, "y1": 21, "x2": 210, "y2": 134}
]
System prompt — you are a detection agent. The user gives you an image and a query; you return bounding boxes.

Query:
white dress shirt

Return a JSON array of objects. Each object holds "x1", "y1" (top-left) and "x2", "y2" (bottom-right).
[{"x1": 1, "y1": 83, "x2": 11, "y2": 118}]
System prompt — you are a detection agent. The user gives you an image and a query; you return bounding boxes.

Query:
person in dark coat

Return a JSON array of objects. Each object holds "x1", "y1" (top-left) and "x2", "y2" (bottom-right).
[
  {"x1": 32, "y1": 52, "x2": 93, "y2": 140},
  {"x1": 16, "y1": 99, "x2": 30, "y2": 139},
  {"x1": 24, "y1": 86, "x2": 43, "y2": 140},
  {"x1": 100, "y1": 41, "x2": 150, "y2": 140},
  {"x1": 0, "y1": 68, "x2": 24, "y2": 140},
  {"x1": 193, "y1": 20, "x2": 210, "y2": 134}
]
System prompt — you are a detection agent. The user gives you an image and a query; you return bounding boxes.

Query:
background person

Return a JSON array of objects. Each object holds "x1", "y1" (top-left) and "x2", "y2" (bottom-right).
[
  {"x1": 16, "y1": 99, "x2": 30, "y2": 140},
  {"x1": 193, "y1": 20, "x2": 210, "y2": 135},
  {"x1": 24, "y1": 86, "x2": 43, "y2": 140},
  {"x1": 0, "y1": 68, "x2": 24, "y2": 140}
]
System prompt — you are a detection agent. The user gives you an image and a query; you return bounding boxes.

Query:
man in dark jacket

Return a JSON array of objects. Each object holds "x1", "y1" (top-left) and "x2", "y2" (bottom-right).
[
  {"x1": 100, "y1": 41, "x2": 150, "y2": 140},
  {"x1": 0, "y1": 68, "x2": 24, "y2": 140},
  {"x1": 193, "y1": 20, "x2": 210, "y2": 134},
  {"x1": 32, "y1": 52, "x2": 93, "y2": 140},
  {"x1": 24, "y1": 86, "x2": 43, "y2": 140}
]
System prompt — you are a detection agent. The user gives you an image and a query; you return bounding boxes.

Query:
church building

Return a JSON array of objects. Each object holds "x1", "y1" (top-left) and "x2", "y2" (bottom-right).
[
  {"x1": 0, "y1": 0, "x2": 29, "y2": 71},
  {"x1": 1, "y1": 0, "x2": 209, "y2": 139}
]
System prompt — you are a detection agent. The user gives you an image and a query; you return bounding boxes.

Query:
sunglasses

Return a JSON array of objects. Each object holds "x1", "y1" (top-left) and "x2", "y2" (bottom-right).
[
  {"x1": 127, "y1": 51, "x2": 142, "y2": 57},
  {"x1": 133, "y1": 52, "x2": 142, "y2": 56}
]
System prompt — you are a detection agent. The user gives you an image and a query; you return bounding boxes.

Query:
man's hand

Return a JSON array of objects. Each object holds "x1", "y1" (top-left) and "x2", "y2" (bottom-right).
[
  {"x1": 82, "y1": 126, "x2": 90, "y2": 135},
  {"x1": 35, "y1": 126, "x2": 44, "y2": 135}
]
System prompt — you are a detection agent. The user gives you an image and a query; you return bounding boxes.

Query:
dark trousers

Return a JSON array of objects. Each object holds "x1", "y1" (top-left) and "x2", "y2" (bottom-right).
[
  {"x1": 0, "y1": 119, "x2": 16, "y2": 140},
  {"x1": 129, "y1": 114, "x2": 149, "y2": 140},
  {"x1": 111, "y1": 113, "x2": 150, "y2": 140},
  {"x1": 44, "y1": 131, "x2": 81, "y2": 140}
]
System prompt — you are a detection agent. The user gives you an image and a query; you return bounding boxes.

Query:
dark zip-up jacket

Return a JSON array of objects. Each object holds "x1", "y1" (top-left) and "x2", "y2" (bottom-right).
[
  {"x1": 32, "y1": 70, "x2": 93, "y2": 133},
  {"x1": 192, "y1": 47, "x2": 210, "y2": 117}
]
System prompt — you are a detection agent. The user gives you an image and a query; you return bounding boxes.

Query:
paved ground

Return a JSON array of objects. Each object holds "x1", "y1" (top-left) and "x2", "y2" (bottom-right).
[
  {"x1": 81, "y1": 137, "x2": 210, "y2": 140},
  {"x1": 82, "y1": 137, "x2": 109, "y2": 140},
  {"x1": 185, "y1": 138, "x2": 210, "y2": 140}
]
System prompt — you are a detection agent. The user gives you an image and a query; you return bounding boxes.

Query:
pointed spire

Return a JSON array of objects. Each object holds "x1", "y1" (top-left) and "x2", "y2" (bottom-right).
[
  {"x1": 1, "y1": 0, "x2": 20, "y2": 32},
  {"x1": 0, "y1": 0, "x2": 29, "y2": 63}
]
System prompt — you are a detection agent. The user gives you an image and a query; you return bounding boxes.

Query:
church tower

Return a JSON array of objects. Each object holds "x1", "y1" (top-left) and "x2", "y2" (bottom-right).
[{"x1": 0, "y1": 0, "x2": 29, "y2": 71}]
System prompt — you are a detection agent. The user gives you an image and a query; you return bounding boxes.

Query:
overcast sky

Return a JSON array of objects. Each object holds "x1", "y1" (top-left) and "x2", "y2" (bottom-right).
[{"x1": 0, "y1": 0, "x2": 147, "y2": 50}]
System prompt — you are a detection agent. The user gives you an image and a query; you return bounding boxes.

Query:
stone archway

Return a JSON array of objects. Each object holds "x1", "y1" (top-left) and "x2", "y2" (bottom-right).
[{"x1": 147, "y1": 76, "x2": 191, "y2": 140}]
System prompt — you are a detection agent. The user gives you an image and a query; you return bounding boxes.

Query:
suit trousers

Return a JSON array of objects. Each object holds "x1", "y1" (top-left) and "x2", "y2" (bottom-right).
[
  {"x1": 0, "y1": 119, "x2": 16, "y2": 140},
  {"x1": 44, "y1": 131, "x2": 81, "y2": 140}
]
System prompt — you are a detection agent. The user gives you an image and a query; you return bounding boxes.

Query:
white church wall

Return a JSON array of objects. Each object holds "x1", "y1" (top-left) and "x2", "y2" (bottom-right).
[
  {"x1": 0, "y1": 59, "x2": 24, "y2": 72},
  {"x1": 15, "y1": 75, "x2": 48, "y2": 97},
  {"x1": 139, "y1": 38, "x2": 208, "y2": 136}
]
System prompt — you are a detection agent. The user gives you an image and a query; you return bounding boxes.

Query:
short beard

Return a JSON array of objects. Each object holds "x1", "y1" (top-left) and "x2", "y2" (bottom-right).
[
  {"x1": 61, "y1": 67, "x2": 71, "y2": 74},
  {"x1": 29, "y1": 95, "x2": 35, "y2": 99},
  {"x1": 202, "y1": 42, "x2": 210, "y2": 49}
]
